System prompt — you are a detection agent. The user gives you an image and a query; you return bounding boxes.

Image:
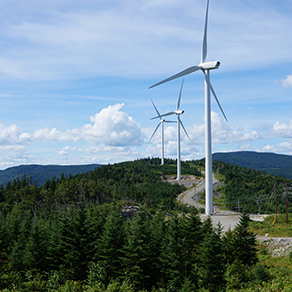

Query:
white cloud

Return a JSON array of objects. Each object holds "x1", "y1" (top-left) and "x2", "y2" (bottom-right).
[
  {"x1": 33, "y1": 104, "x2": 145, "y2": 146},
  {"x1": 260, "y1": 142, "x2": 292, "y2": 155},
  {"x1": 187, "y1": 112, "x2": 262, "y2": 145},
  {"x1": 272, "y1": 120, "x2": 292, "y2": 138},
  {"x1": 0, "y1": 145, "x2": 30, "y2": 167},
  {"x1": 1, "y1": 0, "x2": 291, "y2": 81},
  {"x1": 0, "y1": 123, "x2": 31, "y2": 145},
  {"x1": 58, "y1": 146, "x2": 76, "y2": 156},
  {"x1": 281, "y1": 75, "x2": 292, "y2": 88}
]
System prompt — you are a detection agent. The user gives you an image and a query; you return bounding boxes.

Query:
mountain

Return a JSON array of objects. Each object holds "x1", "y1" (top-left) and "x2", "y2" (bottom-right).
[
  {"x1": 0, "y1": 164, "x2": 102, "y2": 186},
  {"x1": 213, "y1": 151, "x2": 292, "y2": 179}
]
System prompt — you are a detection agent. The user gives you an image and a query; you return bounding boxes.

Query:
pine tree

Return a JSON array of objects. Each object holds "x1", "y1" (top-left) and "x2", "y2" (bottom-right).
[
  {"x1": 95, "y1": 206, "x2": 125, "y2": 284},
  {"x1": 159, "y1": 214, "x2": 186, "y2": 291},
  {"x1": 23, "y1": 219, "x2": 50, "y2": 272},
  {"x1": 179, "y1": 210, "x2": 203, "y2": 288},
  {"x1": 198, "y1": 223, "x2": 226, "y2": 292},
  {"x1": 121, "y1": 209, "x2": 153, "y2": 290},
  {"x1": 9, "y1": 210, "x2": 32, "y2": 272},
  {"x1": 223, "y1": 213, "x2": 258, "y2": 266},
  {"x1": 148, "y1": 210, "x2": 166, "y2": 288},
  {"x1": 51, "y1": 204, "x2": 91, "y2": 281}
]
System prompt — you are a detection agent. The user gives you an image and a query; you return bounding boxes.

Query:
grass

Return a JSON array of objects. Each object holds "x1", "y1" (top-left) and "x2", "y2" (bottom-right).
[{"x1": 249, "y1": 214, "x2": 292, "y2": 237}]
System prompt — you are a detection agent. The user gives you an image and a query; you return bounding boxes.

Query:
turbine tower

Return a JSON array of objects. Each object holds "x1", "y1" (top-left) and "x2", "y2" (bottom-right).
[
  {"x1": 149, "y1": 99, "x2": 176, "y2": 165},
  {"x1": 152, "y1": 80, "x2": 190, "y2": 181},
  {"x1": 149, "y1": 0, "x2": 227, "y2": 215}
]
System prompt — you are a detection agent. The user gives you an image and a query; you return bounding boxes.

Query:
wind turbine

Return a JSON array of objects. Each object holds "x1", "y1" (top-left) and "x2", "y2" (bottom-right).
[
  {"x1": 151, "y1": 80, "x2": 190, "y2": 181},
  {"x1": 149, "y1": 99, "x2": 176, "y2": 165},
  {"x1": 149, "y1": 0, "x2": 227, "y2": 215}
]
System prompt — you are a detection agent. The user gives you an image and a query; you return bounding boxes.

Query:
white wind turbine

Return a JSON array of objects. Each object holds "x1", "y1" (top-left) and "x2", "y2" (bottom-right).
[
  {"x1": 149, "y1": 0, "x2": 227, "y2": 215},
  {"x1": 149, "y1": 99, "x2": 176, "y2": 165},
  {"x1": 151, "y1": 80, "x2": 190, "y2": 181}
]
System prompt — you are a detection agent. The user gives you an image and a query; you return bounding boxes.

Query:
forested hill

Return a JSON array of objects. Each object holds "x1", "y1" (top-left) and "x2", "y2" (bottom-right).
[
  {"x1": 0, "y1": 164, "x2": 102, "y2": 186},
  {"x1": 213, "y1": 151, "x2": 292, "y2": 179}
]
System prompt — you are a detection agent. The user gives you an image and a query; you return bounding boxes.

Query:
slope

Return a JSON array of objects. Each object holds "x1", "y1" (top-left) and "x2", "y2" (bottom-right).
[
  {"x1": 213, "y1": 151, "x2": 292, "y2": 179},
  {"x1": 0, "y1": 164, "x2": 101, "y2": 186}
]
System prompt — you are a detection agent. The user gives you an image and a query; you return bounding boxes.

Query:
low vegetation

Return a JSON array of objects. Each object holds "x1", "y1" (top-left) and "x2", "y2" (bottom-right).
[{"x1": 249, "y1": 214, "x2": 292, "y2": 237}]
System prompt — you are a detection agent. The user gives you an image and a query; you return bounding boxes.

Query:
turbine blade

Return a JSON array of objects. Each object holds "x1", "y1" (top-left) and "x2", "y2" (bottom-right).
[
  {"x1": 202, "y1": 0, "x2": 209, "y2": 63},
  {"x1": 177, "y1": 79, "x2": 184, "y2": 110},
  {"x1": 179, "y1": 118, "x2": 191, "y2": 140},
  {"x1": 149, "y1": 66, "x2": 200, "y2": 89},
  {"x1": 160, "y1": 111, "x2": 176, "y2": 118},
  {"x1": 203, "y1": 71, "x2": 228, "y2": 121},
  {"x1": 149, "y1": 123, "x2": 161, "y2": 141},
  {"x1": 151, "y1": 99, "x2": 161, "y2": 119}
]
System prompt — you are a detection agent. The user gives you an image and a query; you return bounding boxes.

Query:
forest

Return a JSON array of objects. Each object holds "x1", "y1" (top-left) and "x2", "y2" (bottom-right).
[
  {"x1": 0, "y1": 157, "x2": 292, "y2": 291},
  {"x1": 212, "y1": 160, "x2": 292, "y2": 214}
]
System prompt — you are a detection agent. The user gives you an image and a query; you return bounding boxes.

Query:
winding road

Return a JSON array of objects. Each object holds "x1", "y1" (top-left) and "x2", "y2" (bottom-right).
[{"x1": 175, "y1": 175, "x2": 241, "y2": 232}]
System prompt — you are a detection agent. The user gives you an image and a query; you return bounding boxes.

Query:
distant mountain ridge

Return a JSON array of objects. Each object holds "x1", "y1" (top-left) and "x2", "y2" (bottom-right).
[
  {"x1": 213, "y1": 151, "x2": 292, "y2": 179},
  {"x1": 0, "y1": 164, "x2": 102, "y2": 186}
]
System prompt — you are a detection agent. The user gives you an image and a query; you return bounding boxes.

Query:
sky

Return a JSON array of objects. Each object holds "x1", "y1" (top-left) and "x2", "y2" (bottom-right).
[{"x1": 0, "y1": 0, "x2": 292, "y2": 169}]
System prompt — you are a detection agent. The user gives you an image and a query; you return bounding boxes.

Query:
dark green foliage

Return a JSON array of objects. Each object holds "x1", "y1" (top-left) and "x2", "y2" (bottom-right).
[
  {"x1": 23, "y1": 219, "x2": 50, "y2": 272},
  {"x1": 159, "y1": 213, "x2": 202, "y2": 291},
  {"x1": 212, "y1": 160, "x2": 291, "y2": 213},
  {"x1": 95, "y1": 207, "x2": 125, "y2": 283},
  {"x1": 224, "y1": 214, "x2": 258, "y2": 267},
  {"x1": 198, "y1": 223, "x2": 226, "y2": 292},
  {"x1": 0, "y1": 158, "x2": 271, "y2": 291},
  {"x1": 121, "y1": 209, "x2": 153, "y2": 290},
  {"x1": 54, "y1": 205, "x2": 92, "y2": 281}
]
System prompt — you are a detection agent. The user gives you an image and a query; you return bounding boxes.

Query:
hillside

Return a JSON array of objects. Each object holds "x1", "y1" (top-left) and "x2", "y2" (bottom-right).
[
  {"x1": 0, "y1": 164, "x2": 101, "y2": 186},
  {"x1": 213, "y1": 151, "x2": 292, "y2": 179},
  {"x1": 0, "y1": 157, "x2": 289, "y2": 291}
]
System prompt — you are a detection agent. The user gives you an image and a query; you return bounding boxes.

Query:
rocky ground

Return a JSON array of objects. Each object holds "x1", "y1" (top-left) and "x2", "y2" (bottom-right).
[{"x1": 258, "y1": 237, "x2": 292, "y2": 257}]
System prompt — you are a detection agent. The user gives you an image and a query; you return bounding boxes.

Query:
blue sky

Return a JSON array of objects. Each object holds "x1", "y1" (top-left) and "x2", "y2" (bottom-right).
[{"x1": 0, "y1": 0, "x2": 292, "y2": 169}]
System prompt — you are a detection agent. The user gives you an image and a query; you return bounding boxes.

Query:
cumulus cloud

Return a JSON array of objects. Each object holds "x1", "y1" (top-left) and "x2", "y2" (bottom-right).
[
  {"x1": 187, "y1": 112, "x2": 262, "y2": 145},
  {"x1": 0, "y1": 123, "x2": 31, "y2": 145},
  {"x1": 272, "y1": 120, "x2": 292, "y2": 138},
  {"x1": 58, "y1": 146, "x2": 76, "y2": 156},
  {"x1": 260, "y1": 142, "x2": 292, "y2": 155},
  {"x1": 34, "y1": 103, "x2": 145, "y2": 146},
  {"x1": 281, "y1": 75, "x2": 292, "y2": 88}
]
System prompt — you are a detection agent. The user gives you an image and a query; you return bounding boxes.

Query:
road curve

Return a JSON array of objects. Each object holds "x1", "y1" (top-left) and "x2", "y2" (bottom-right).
[{"x1": 175, "y1": 176, "x2": 241, "y2": 232}]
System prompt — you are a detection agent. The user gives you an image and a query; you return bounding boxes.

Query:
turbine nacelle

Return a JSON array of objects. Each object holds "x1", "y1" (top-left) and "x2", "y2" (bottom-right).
[
  {"x1": 175, "y1": 110, "x2": 184, "y2": 115},
  {"x1": 199, "y1": 61, "x2": 220, "y2": 70}
]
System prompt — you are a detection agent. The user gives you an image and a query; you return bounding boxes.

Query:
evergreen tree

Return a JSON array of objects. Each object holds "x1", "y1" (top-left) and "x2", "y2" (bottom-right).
[
  {"x1": 159, "y1": 215, "x2": 187, "y2": 291},
  {"x1": 121, "y1": 209, "x2": 153, "y2": 290},
  {"x1": 148, "y1": 210, "x2": 166, "y2": 288},
  {"x1": 95, "y1": 206, "x2": 125, "y2": 284},
  {"x1": 23, "y1": 219, "x2": 50, "y2": 272},
  {"x1": 9, "y1": 210, "x2": 32, "y2": 272},
  {"x1": 179, "y1": 210, "x2": 203, "y2": 287},
  {"x1": 52, "y1": 204, "x2": 91, "y2": 281},
  {"x1": 198, "y1": 223, "x2": 226, "y2": 292},
  {"x1": 223, "y1": 213, "x2": 258, "y2": 266}
]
